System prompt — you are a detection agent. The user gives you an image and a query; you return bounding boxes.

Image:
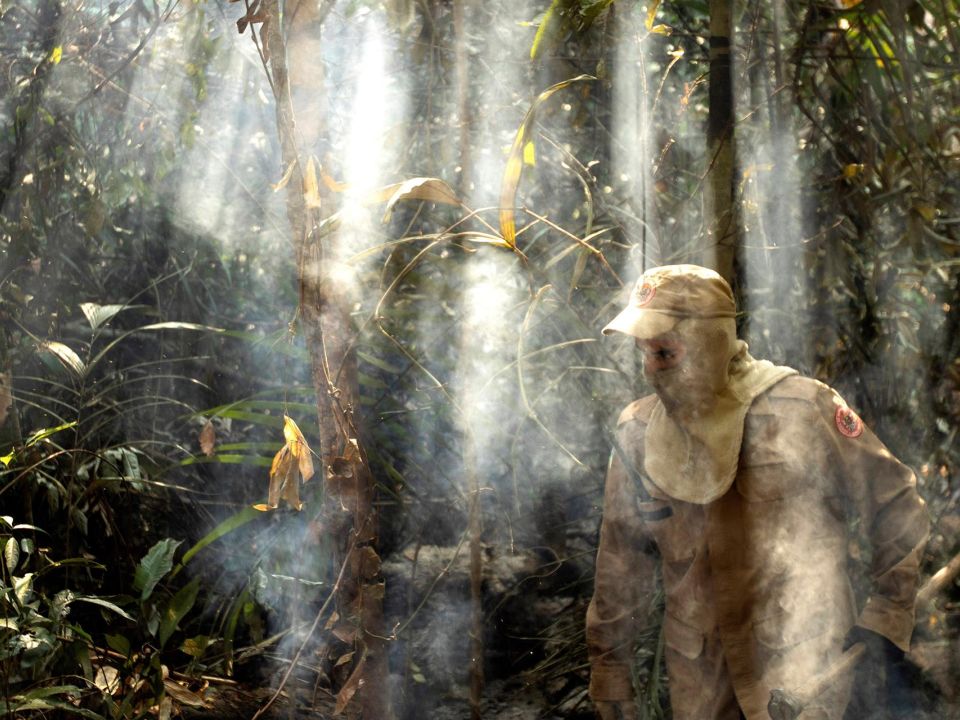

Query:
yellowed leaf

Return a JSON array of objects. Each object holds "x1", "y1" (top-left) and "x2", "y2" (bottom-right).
[
  {"x1": 843, "y1": 163, "x2": 864, "y2": 179},
  {"x1": 283, "y1": 415, "x2": 314, "y2": 482},
  {"x1": 523, "y1": 140, "x2": 536, "y2": 167},
  {"x1": 499, "y1": 75, "x2": 594, "y2": 247},
  {"x1": 303, "y1": 157, "x2": 322, "y2": 210},
  {"x1": 48, "y1": 46, "x2": 62, "y2": 65},
  {"x1": 199, "y1": 419, "x2": 216, "y2": 457},
  {"x1": 252, "y1": 503, "x2": 272, "y2": 512},
  {"x1": 268, "y1": 445, "x2": 295, "y2": 509},
  {"x1": 648, "y1": 23, "x2": 671, "y2": 35},
  {"x1": 645, "y1": 0, "x2": 660, "y2": 30}
]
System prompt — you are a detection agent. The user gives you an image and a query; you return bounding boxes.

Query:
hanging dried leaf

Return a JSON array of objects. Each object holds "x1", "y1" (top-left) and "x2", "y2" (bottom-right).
[
  {"x1": 199, "y1": 420, "x2": 216, "y2": 457},
  {"x1": 283, "y1": 414, "x2": 315, "y2": 482},
  {"x1": 645, "y1": 0, "x2": 661, "y2": 30},
  {"x1": 334, "y1": 654, "x2": 367, "y2": 715},
  {"x1": 0, "y1": 372, "x2": 12, "y2": 427},
  {"x1": 259, "y1": 416, "x2": 314, "y2": 511},
  {"x1": 498, "y1": 75, "x2": 593, "y2": 247}
]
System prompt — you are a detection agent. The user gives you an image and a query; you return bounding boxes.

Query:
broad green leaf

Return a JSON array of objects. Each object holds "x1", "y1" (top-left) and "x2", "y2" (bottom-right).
[
  {"x1": 179, "y1": 506, "x2": 261, "y2": 568},
  {"x1": 134, "y1": 539, "x2": 181, "y2": 601},
  {"x1": 4, "y1": 537, "x2": 19, "y2": 572},
  {"x1": 79, "y1": 303, "x2": 128, "y2": 330},
  {"x1": 105, "y1": 633, "x2": 131, "y2": 656},
  {"x1": 14, "y1": 573, "x2": 33, "y2": 604},
  {"x1": 158, "y1": 577, "x2": 200, "y2": 647},
  {"x1": 498, "y1": 75, "x2": 594, "y2": 247},
  {"x1": 39, "y1": 341, "x2": 85, "y2": 376},
  {"x1": 71, "y1": 596, "x2": 135, "y2": 622}
]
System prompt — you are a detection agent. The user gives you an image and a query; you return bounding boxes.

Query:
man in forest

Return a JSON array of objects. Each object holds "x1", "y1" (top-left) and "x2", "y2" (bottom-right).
[{"x1": 586, "y1": 264, "x2": 929, "y2": 720}]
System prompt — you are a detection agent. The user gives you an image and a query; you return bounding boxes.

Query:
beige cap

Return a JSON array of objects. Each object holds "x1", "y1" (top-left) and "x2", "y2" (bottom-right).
[{"x1": 602, "y1": 264, "x2": 736, "y2": 339}]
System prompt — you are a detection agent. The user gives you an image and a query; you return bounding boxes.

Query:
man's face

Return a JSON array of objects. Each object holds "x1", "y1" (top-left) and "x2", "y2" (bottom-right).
[{"x1": 637, "y1": 320, "x2": 734, "y2": 417}]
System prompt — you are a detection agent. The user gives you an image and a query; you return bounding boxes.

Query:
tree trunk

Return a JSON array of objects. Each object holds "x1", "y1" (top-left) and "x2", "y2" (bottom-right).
[
  {"x1": 261, "y1": 4, "x2": 392, "y2": 718},
  {"x1": 705, "y1": 0, "x2": 738, "y2": 286}
]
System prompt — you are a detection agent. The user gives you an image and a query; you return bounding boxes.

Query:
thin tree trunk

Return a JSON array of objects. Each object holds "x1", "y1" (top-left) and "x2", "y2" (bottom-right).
[
  {"x1": 260, "y1": 4, "x2": 392, "y2": 717},
  {"x1": 706, "y1": 0, "x2": 738, "y2": 286}
]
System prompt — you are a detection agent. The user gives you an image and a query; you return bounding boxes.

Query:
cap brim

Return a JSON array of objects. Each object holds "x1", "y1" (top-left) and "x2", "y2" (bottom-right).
[{"x1": 601, "y1": 307, "x2": 680, "y2": 339}]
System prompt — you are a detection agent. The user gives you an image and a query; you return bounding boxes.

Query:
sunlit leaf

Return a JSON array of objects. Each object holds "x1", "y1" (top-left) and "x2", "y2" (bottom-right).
[
  {"x1": 70, "y1": 596, "x2": 135, "y2": 622},
  {"x1": 79, "y1": 303, "x2": 127, "y2": 330},
  {"x1": 529, "y1": 0, "x2": 560, "y2": 60},
  {"x1": 381, "y1": 177, "x2": 460, "y2": 223},
  {"x1": 303, "y1": 156, "x2": 323, "y2": 210},
  {"x1": 498, "y1": 75, "x2": 594, "y2": 247},
  {"x1": 645, "y1": 0, "x2": 661, "y2": 30},
  {"x1": 283, "y1": 415, "x2": 315, "y2": 482},
  {"x1": 39, "y1": 341, "x2": 85, "y2": 376},
  {"x1": 523, "y1": 140, "x2": 536, "y2": 167},
  {"x1": 48, "y1": 46, "x2": 62, "y2": 64},
  {"x1": 4, "y1": 537, "x2": 18, "y2": 573},
  {"x1": 199, "y1": 419, "x2": 216, "y2": 457},
  {"x1": 648, "y1": 23, "x2": 671, "y2": 35}
]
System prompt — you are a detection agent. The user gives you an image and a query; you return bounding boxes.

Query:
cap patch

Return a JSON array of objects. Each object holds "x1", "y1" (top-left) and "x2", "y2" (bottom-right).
[
  {"x1": 636, "y1": 282, "x2": 656, "y2": 306},
  {"x1": 835, "y1": 406, "x2": 863, "y2": 438}
]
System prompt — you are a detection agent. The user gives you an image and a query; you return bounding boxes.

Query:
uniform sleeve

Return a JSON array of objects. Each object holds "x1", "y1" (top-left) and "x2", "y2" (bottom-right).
[
  {"x1": 586, "y1": 449, "x2": 656, "y2": 701},
  {"x1": 818, "y1": 387, "x2": 929, "y2": 653}
]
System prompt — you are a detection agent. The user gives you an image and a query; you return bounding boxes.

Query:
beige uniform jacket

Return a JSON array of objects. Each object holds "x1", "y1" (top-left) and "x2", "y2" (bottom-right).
[{"x1": 586, "y1": 376, "x2": 929, "y2": 720}]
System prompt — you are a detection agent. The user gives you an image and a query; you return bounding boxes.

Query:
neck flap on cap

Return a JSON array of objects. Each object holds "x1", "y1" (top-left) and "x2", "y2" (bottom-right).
[{"x1": 643, "y1": 346, "x2": 797, "y2": 504}]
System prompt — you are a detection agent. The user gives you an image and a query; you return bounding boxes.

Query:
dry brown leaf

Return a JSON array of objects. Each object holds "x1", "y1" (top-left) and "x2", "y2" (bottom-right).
[
  {"x1": 381, "y1": 177, "x2": 460, "y2": 223},
  {"x1": 162, "y1": 679, "x2": 207, "y2": 708},
  {"x1": 334, "y1": 654, "x2": 366, "y2": 715},
  {"x1": 260, "y1": 416, "x2": 315, "y2": 511},
  {"x1": 199, "y1": 419, "x2": 216, "y2": 457},
  {"x1": 334, "y1": 651, "x2": 355, "y2": 668},
  {"x1": 283, "y1": 414, "x2": 315, "y2": 482}
]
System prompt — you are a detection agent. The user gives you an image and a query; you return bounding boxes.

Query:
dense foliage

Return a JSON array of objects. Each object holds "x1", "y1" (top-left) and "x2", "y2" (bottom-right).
[{"x1": 0, "y1": 0, "x2": 957, "y2": 718}]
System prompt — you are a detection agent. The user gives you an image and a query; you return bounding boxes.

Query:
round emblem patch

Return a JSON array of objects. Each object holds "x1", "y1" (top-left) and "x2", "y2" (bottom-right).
[
  {"x1": 835, "y1": 406, "x2": 863, "y2": 438},
  {"x1": 636, "y1": 282, "x2": 656, "y2": 306}
]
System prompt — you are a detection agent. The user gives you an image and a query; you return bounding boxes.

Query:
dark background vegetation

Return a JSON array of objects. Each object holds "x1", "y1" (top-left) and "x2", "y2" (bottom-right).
[{"x1": 0, "y1": 0, "x2": 957, "y2": 718}]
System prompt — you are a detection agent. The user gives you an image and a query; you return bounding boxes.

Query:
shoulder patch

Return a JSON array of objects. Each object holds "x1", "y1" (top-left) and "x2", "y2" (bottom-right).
[
  {"x1": 617, "y1": 394, "x2": 658, "y2": 426},
  {"x1": 835, "y1": 404, "x2": 864, "y2": 438}
]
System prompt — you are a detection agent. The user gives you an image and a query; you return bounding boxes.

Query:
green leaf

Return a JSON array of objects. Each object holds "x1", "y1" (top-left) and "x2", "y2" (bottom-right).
[
  {"x1": 159, "y1": 577, "x2": 200, "y2": 647},
  {"x1": 38, "y1": 341, "x2": 85, "y2": 376},
  {"x1": 4, "y1": 537, "x2": 19, "y2": 572},
  {"x1": 499, "y1": 75, "x2": 594, "y2": 247},
  {"x1": 71, "y1": 596, "x2": 135, "y2": 622},
  {"x1": 529, "y1": 0, "x2": 560, "y2": 60},
  {"x1": 178, "y1": 506, "x2": 261, "y2": 569},
  {"x1": 24, "y1": 421, "x2": 78, "y2": 447},
  {"x1": 133, "y1": 539, "x2": 181, "y2": 601},
  {"x1": 79, "y1": 303, "x2": 129, "y2": 330},
  {"x1": 105, "y1": 633, "x2": 131, "y2": 656}
]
